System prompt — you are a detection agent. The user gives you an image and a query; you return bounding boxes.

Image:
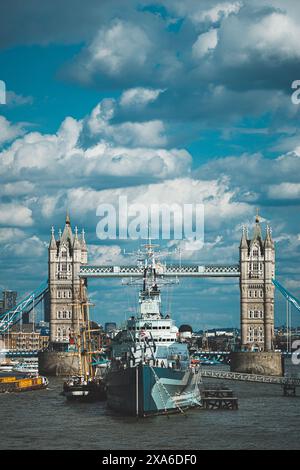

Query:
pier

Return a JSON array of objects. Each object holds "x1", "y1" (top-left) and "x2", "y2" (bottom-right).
[{"x1": 201, "y1": 386, "x2": 238, "y2": 410}]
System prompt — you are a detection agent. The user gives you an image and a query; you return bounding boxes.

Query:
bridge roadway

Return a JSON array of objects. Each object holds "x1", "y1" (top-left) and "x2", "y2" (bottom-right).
[
  {"x1": 201, "y1": 369, "x2": 300, "y2": 386},
  {"x1": 79, "y1": 264, "x2": 240, "y2": 278}
]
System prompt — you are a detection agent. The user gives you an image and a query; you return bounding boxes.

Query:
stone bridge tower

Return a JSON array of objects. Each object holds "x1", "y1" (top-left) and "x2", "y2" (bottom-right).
[
  {"x1": 48, "y1": 214, "x2": 88, "y2": 346},
  {"x1": 239, "y1": 215, "x2": 275, "y2": 352}
]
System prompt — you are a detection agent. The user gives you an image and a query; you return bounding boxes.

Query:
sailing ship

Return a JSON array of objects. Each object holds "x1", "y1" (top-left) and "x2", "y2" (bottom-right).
[
  {"x1": 62, "y1": 300, "x2": 107, "y2": 402},
  {"x1": 105, "y1": 241, "x2": 202, "y2": 417}
]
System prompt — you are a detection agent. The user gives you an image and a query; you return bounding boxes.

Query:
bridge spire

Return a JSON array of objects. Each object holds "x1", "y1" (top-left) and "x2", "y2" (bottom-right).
[
  {"x1": 49, "y1": 226, "x2": 56, "y2": 250},
  {"x1": 81, "y1": 228, "x2": 87, "y2": 252},
  {"x1": 66, "y1": 209, "x2": 70, "y2": 225},
  {"x1": 264, "y1": 224, "x2": 274, "y2": 249},
  {"x1": 240, "y1": 225, "x2": 248, "y2": 249},
  {"x1": 73, "y1": 226, "x2": 81, "y2": 250},
  {"x1": 253, "y1": 208, "x2": 262, "y2": 238}
]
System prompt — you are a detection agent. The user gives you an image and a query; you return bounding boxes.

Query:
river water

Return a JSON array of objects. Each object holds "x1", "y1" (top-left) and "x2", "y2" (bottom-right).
[{"x1": 1, "y1": 363, "x2": 300, "y2": 450}]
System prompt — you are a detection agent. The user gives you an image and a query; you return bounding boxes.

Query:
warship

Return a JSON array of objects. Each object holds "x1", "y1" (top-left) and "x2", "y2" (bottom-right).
[{"x1": 105, "y1": 241, "x2": 202, "y2": 417}]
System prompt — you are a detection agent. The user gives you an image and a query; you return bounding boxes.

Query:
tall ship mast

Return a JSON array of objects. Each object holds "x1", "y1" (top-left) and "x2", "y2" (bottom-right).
[
  {"x1": 62, "y1": 300, "x2": 106, "y2": 402},
  {"x1": 106, "y1": 240, "x2": 201, "y2": 416}
]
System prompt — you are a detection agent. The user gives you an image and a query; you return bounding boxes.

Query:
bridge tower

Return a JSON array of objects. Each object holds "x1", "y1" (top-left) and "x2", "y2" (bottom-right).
[
  {"x1": 239, "y1": 214, "x2": 275, "y2": 351},
  {"x1": 48, "y1": 214, "x2": 88, "y2": 345}
]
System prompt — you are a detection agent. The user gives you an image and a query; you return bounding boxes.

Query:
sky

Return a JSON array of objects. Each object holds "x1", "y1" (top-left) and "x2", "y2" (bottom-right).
[{"x1": 0, "y1": 0, "x2": 300, "y2": 330}]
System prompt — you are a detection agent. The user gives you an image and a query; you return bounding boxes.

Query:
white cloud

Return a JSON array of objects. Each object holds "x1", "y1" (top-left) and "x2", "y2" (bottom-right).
[
  {"x1": 251, "y1": 12, "x2": 300, "y2": 60},
  {"x1": 84, "y1": 143, "x2": 189, "y2": 177},
  {"x1": 268, "y1": 182, "x2": 300, "y2": 200},
  {"x1": 0, "y1": 228, "x2": 25, "y2": 243},
  {"x1": 218, "y1": 11, "x2": 300, "y2": 67},
  {"x1": 2, "y1": 235, "x2": 46, "y2": 257},
  {"x1": 0, "y1": 203, "x2": 33, "y2": 227},
  {"x1": 194, "y1": 2, "x2": 242, "y2": 24},
  {"x1": 80, "y1": 20, "x2": 151, "y2": 78},
  {"x1": 192, "y1": 29, "x2": 218, "y2": 59},
  {"x1": 0, "y1": 116, "x2": 25, "y2": 145},
  {"x1": 86, "y1": 99, "x2": 167, "y2": 147},
  {"x1": 120, "y1": 88, "x2": 165, "y2": 108},
  {"x1": 62, "y1": 177, "x2": 252, "y2": 233},
  {"x1": 0, "y1": 98, "x2": 191, "y2": 182},
  {"x1": 0, "y1": 181, "x2": 35, "y2": 196},
  {"x1": 0, "y1": 116, "x2": 83, "y2": 174},
  {"x1": 89, "y1": 244, "x2": 129, "y2": 265}
]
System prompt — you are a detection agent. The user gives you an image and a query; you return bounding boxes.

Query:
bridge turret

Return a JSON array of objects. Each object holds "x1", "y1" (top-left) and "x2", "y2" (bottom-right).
[
  {"x1": 48, "y1": 215, "x2": 88, "y2": 345},
  {"x1": 239, "y1": 212, "x2": 275, "y2": 352},
  {"x1": 263, "y1": 225, "x2": 275, "y2": 351}
]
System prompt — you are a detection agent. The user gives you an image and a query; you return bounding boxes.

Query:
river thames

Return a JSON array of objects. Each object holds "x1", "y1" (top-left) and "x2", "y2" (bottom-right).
[{"x1": 1, "y1": 364, "x2": 300, "y2": 450}]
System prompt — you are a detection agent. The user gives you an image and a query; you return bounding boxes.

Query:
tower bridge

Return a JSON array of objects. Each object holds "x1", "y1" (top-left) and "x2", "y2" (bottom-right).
[
  {"x1": 1, "y1": 212, "x2": 284, "y2": 376},
  {"x1": 45, "y1": 212, "x2": 275, "y2": 354}
]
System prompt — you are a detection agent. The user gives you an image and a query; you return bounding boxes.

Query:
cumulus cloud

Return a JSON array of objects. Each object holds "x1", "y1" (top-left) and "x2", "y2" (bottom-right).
[
  {"x1": 1, "y1": 235, "x2": 46, "y2": 257},
  {"x1": 0, "y1": 98, "x2": 191, "y2": 185},
  {"x1": 89, "y1": 244, "x2": 130, "y2": 265},
  {"x1": 85, "y1": 98, "x2": 167, "y2": 147},
  {"x1": 120, "y1": 87, "x2": 165, "y2": 108},
  {"x1": 267, "y1": 183, "x2": 300, "y2": 200},
  {"x1": 58, "y1": 177, "x2": 252, "y2": 237},
  {"x1": 0, "y1": 203, "x2": 33, "y2": 227},
  {"x1": 66, "y1": 19, "x2": 153, "y2": 85},
  {"x1": 0, "y1": 181, "x2": 35, "y2": 196},
  {"x1": 199, "y1": 151, "x2": 300, "y2": 191},
  {"x1": 194, "y1": 1, "x2": 242, "y2": 24},
  {"x1": 192, "y1": 29, "x2": 218, "y2": 59},
  {"x1": 0, "y1": 116, "x2": 25, "y2": 145},
  {"x1": 0, "y1": 228, "x2": 25, "y2": 243},
  {"x1": 54, "y1": 1, "x2": 300, "y2": 128}
]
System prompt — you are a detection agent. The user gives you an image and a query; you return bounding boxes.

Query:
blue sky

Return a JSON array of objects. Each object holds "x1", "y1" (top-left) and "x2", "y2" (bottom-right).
[{"x1": 0, "y1": 0, "x2": 300, "y2": 330}]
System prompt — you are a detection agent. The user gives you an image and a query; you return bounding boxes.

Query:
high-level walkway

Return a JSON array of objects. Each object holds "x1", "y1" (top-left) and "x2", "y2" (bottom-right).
[
  {"x1": 79, "y1": 264, "x2": 240, "y2": 278},
  {"x1": 201, "y1": 369, "x2": 300, "y2": 386}
]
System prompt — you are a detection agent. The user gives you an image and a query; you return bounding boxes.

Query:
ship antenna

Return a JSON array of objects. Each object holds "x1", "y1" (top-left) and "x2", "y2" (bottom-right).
[{"x1": 148, "y1": 217, "x2": 152, "y2": 248}]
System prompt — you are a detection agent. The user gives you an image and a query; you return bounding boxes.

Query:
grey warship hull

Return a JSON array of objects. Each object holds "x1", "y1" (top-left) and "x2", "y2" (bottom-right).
[{"x1": 106, "y1": 363, "x2": 201, "y2": 417}]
